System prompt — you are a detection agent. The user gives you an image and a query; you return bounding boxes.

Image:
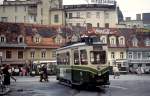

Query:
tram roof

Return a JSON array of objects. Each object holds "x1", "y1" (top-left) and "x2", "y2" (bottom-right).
[{"x1": 57, "y1": 42, "x2": 105, "y2": 51}]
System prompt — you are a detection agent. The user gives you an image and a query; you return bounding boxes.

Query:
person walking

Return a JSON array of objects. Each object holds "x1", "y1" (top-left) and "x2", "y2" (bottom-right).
[
  {"x1": 113, "y1": 65, "x2": 120, "y2": 79},
  {"x1": 39, "y1": 65, "x2": 48, "y2": 82},
  {"x1": 2, "y1": 64, "x2": 11, "y2": 86}
]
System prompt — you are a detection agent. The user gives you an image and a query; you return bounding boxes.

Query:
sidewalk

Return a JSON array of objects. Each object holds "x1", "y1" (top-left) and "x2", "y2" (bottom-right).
[{"x1": 0, "y1": 87, "x2": 11, "y2": 95}]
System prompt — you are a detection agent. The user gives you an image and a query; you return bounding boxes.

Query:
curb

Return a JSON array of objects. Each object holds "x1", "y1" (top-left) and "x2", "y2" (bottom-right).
[{"x1": 0, "y1": 88, "x2": 11, "y2": 95}]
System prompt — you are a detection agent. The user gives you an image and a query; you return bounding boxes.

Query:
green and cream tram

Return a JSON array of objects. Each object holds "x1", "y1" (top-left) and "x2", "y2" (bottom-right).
[{"x1": 56, "y1": 37, "x2": 109, "y2": 87}]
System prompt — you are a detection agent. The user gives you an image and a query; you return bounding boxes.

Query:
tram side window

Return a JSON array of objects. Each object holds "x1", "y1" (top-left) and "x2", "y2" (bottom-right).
[
  {"x1": 80, "y1": 50, "x2": 88, "y2": 65},
  {"x1": 90, "y1": 51, "x2": 106, "y2": 64},
  {"x1": 66, "y1": 52, "x2": 70, "y2": 65},
  {"x1": 57, "y1": 52, "x2": 70, "y2": 65},
  {"x1": 74, "y1": 50, "x2": 79, "y2": 65}
]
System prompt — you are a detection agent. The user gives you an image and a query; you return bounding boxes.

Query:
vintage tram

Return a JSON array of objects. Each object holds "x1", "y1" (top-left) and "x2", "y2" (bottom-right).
[{"x1": 56, "y1": 36, "x2": 110, "y2": 88}]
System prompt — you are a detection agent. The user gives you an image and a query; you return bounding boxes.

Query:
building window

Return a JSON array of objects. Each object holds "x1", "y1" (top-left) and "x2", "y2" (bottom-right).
[
  {"x1": 54, "y1": 14, "x2": 59, "y2": 23},
  {"x1": 110, "y1": 38, "x2": 115, "y2": 45},
  {"x1": 34, "y1": 34, "x2": 41, "y2": 43},
  {"x1": 35, "y1": 37, "x2": 40, "y2": 43},
  {"x1": 41, "y1": 8, "x2": 43, "y2": 16},
  {"x1": 142, "y1": 52, "x2": 149, "y2": 59},
  {"x1": 41, "y1": 51, "x2": 46, "y2": 58},
  {"x1": 96, "y1": 12, "x2": 100, "y2": 18},
  {"x1": 145, "y1": 38, "x2": 150, "y2": 46},
  {"x1": 120, "y1": 52, "x2": 124, "y2": 59},
  {"x1": 24, "y1": 6, "x2": 26, "y2": 12},
  {"x1": 86, "y1": 12, "x2": 91, "y2": 18},
  {"x1": 15, "y1": 6, "x2": 18, "y2": 12},
  {"x1": 77, "y1": 12, "x2": 80, "y2": 18},
  {"x1": 101, "y1": 36, "x2": 107, "y2": 43},
  {"x1": 97, "y1": 23, "x2": 100, "y2": 27},
  {"x1": 1, "y1": 17, "x2": 8, "y2": 22},
  {"x1": 52, "y1": 51, "x2": 56, "y2": 58},
  {"x1": 111, "y1": 52, "x2": 115, "y2": 59},
  {"x1": 56, "y1": 37, "x2": 62, "y2": 44},
  {"x1": 105, "y1": 23, "x2": 109, "y2": 28},
  {"x1": 119, "y1": 37, "x2": 124, "y2": 45},
  {"x1": 65, "y1": 13, "x2": 68, "y2": 18},
  {"x1": 6, "y1": 51, "x2": 11, "y2": 59},
  {"x1": 137, "y1": 52, "x2": 141, "y2": 59},
  {"x1": 30, "y1": 51, "x2": 35, "y2": 58},
  {"x1": 0, "y1": 36, "x2": 6, "y2": 43},
  {"x1": 132, "y1": 37, "x2": 138, "y2": 47},
  {"x1": 18, "y1": 51, "x2": 23, "y2": 59},
  {"x1": 68, "y1": 13, "x2": 72, "y2": 19},
  {"x1": 24, "y1": 16, "x2": 26, "y2": 22},
  {"x1": 33, "y1": 15, "x2": 36, "y2": 22},
  {"x1": 41, "y1": 19, "x2": 43, "y2": 24},
  {"x1": 76, "y1": 23, "x2": 80, "y2": 27},
  {"x1": 105, "y1": 12, "x2": 109, "y2": 19},
  {"x1": 128, "y1": 52, "x2": 132, "y2": 59},
  {"x1": 15, "y1": 16, "x2": 17, "y2": 22},
  {"x1": 3, "y1": 6, "x2": 5, "y2": 12},
  {"x1": 18, "y1": 36, "x2": 24, "y2": 43},
  {"x1": 133, "y1": 52, "x2": 138, "y2": 59}
]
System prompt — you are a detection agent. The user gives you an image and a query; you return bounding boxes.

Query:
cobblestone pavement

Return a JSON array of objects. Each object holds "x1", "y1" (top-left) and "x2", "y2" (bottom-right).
[{"x1": 5, "y1": 75, "x2": 150, "y2": 96}]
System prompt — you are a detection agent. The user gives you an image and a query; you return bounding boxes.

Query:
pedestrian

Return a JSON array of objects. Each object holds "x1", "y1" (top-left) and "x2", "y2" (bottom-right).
[
  {"x1": 2, "y1": 64, "x2": 11, "y2": 86},
  {"x1": 39, "y1": 65, "x2": 48, "y2": 82},
  {"x1": 113, "y1": 65, "x2": 120, "y2": 79},
  {"x1": 8, "y1": 66, "x2": 17, "y2": 82},
  {"x1": 137, "y1": 67, "x2": 142, "y2": 75}
]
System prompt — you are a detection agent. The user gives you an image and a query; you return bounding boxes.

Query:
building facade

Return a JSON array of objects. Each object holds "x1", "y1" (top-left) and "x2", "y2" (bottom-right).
[
  {"x1": 0, "y1": 22, "x2": 62, "y2": 69},
  {"x1": 0, "y1": 0, "x2": 64, "y2": 25},
  {"x1": 64, "y1": 2, "x2": 118, "y2": 28},
  {"x1": 0, "y1": 0, "x2": 120, "y2": 28},
  {"x1": 85, "y1": 28, "x2": 150, "y2": 73}
]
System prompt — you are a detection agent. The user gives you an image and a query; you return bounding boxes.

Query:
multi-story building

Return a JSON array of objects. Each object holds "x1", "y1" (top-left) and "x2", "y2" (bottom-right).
[
  {"x1": 0, "y1": 22, "x2": 62, "y2": 69},
  {"x1": 143, "y1": 13, "x2": 150, "y2": 29},
  {"x1": 64, "y1": 1, "x2": 118, "y2": 28},
  {"x1": 85, "y1": 28, "x2": 150, "y2": 73},
  {"x1": 0, "y1": 0, "x2": 120, "y2": 28},
  {"x1": 118, "y1": 14, "x2": 144, "y2": 28},
  {"x1": 127, "y1": 32, "x2": 150, "y2": 73},
  {"x1": 0, "y1": 0, "x2": 64, "y2": 25}
]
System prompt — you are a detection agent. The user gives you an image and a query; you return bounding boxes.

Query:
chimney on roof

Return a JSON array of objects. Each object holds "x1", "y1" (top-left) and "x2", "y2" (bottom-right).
[
  {"x1": 126, "y1": 17, "x2": 131, "y2": 21},
  {"x1": 136, "y1": 14, "x2": 141, "y2": 20}
]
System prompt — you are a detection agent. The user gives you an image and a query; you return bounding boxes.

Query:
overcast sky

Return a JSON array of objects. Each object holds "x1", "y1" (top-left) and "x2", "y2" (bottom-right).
[{"x1": 0, "y1": 0, "x2": 150, "y2": 19}]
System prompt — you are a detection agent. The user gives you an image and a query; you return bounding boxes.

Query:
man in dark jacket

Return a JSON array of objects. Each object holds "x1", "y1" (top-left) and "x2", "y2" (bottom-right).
[{"x1": 39, "y1": 65, "x2": 48, "y2": 82}]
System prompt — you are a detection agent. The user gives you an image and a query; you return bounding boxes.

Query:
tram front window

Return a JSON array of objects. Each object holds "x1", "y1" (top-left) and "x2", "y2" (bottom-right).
[
  {"x1": 80, "y1": 50, "x2": 88, "y2": 65},
  {"x1": 90, "y1": 51, "x2": 106, "y2": 64}
]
